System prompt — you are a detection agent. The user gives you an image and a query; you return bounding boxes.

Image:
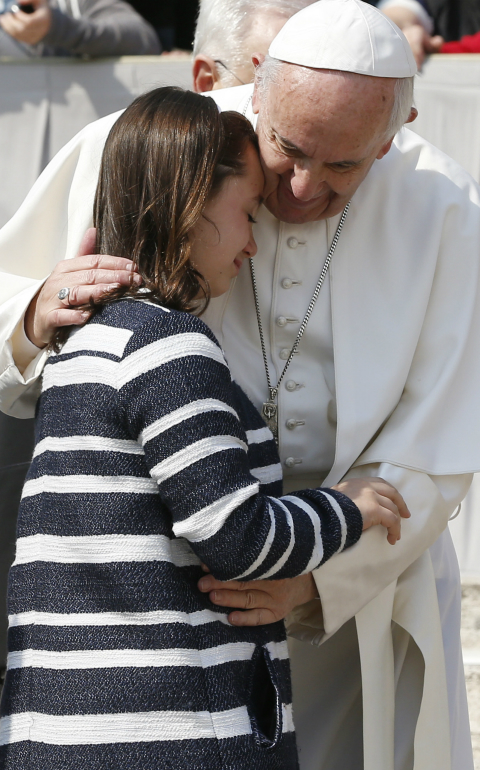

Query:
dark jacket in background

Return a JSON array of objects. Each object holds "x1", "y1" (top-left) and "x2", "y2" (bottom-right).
[
  {"x1": 425, "y1": 0, "x2": 480, "y2": 41},
  {"x1": 127, "y1": 0, "x2": 198, "y2": 50},
  {"x1": 0, "y1": 413, "x2": 34, "y2": 670},
  {"x1": 0, "y1": 0, "x2": 160, "y2": 57}
]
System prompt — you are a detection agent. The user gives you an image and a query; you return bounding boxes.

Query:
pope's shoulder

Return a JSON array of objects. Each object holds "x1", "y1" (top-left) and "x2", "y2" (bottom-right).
[
  {"x1": 93, "y1": 299, "x2": 223, "y2": 355},
  {"x1": 207, "y1": 83, "x2": 254, "y2": 113},
  {"x1": 72, "y1": 109, "x2": 125, "y2": 148},
  {"x1": 391, "y1": 127, "x2": 480, "y2": 197},
  {"x1": 64, "y1": 84, "x2": 254, "y2": 155}
]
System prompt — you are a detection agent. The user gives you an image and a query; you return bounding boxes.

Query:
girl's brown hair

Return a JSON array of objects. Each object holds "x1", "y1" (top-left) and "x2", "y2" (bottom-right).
[{"x1": 52, "y1": 87, "x2": 258, "y2": 349}]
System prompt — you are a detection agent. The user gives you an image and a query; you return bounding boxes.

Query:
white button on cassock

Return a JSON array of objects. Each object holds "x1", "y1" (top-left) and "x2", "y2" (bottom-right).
[
  {"x1": 286, "y1": 418, "x2": 306, "y2": 430},
  {"x1": 280, "y1": 348, "x2": 291, "y2": 360},
  {"x1": 287, "y1": 236, "x2": 299, "y2": 249},
  {"x1": 276, "y1": 316, "x2": 299, "y2": 328},
  {"x1": 282, "y1": 278, "x2": 294, "y2": 290},
  {"x1": 285, "y1": 457, "x2": 303, "y2": 468},
  {"x1": 285, "y1": 380, "x2": 299, "y2": 391}
]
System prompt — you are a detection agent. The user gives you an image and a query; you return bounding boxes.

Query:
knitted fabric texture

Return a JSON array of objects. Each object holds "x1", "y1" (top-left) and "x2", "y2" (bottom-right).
[{"x1": 0, "y1": 299, "x2": 362, "y2": 769}]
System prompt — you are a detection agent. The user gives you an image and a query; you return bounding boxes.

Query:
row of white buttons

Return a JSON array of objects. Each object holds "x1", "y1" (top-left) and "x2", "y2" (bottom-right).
[{"x1": 280, "y1": 231, "x2": 305, "y2": 466}]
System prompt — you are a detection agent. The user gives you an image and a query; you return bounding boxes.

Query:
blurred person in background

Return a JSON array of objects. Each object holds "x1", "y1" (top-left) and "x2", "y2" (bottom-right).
[
  {"x1": 380, "y1": 0, "x2": 480, "y2": 64},
  {"x1": 192, "y1": 0, "x2": 318, "y2": 92},
  {"x1": 0, "y1": 0, "x2": 160, "y2": 57}
]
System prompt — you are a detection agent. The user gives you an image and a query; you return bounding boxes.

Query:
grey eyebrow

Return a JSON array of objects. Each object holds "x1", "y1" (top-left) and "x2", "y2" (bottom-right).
[
  {"x1": 274, "y1": 130, "x2": 366, "y2": 168},
  {"x1": 274, "y1": 131, "x2": 306, "y2": 155},
  {"x1": 327, "y1": 158, "x2": 366, "y2": 169}
]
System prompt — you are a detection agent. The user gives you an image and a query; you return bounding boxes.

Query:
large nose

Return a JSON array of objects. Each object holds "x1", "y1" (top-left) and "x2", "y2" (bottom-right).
[{"x1": 289, "y1": 164, "x2": 326, "y2": 201}]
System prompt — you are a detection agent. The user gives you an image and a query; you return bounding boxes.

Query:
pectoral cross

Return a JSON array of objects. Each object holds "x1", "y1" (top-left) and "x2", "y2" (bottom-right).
[{"x1": 262, "y1": 387, "x2": 279, "y2": 445}]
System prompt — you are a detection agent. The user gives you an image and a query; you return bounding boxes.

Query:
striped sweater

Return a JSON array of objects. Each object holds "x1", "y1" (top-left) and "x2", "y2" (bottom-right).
[{"x1": 0, "y1": 299, "x2": 362, "y2": 770}]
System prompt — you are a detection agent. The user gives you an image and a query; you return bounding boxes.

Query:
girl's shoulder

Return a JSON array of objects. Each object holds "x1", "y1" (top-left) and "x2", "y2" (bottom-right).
[{"x1": 95, "y1": 299, "x2": 223, "y2": 356}]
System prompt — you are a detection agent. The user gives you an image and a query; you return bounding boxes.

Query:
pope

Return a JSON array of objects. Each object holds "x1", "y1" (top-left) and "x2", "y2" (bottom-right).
[{"x1": 0, "y1": 1, "x2": 479, "y2": 769}]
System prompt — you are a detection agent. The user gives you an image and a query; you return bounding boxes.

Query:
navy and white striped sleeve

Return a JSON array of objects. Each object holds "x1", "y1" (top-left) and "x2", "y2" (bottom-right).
[{"x1": 117, "y1": 311, "x2": 363, "y2": 582}]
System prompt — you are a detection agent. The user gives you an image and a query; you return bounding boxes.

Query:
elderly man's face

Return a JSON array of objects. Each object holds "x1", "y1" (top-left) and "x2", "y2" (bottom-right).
[{"x1": 253, "y1": 66, "x2": 397, "y2": 223}]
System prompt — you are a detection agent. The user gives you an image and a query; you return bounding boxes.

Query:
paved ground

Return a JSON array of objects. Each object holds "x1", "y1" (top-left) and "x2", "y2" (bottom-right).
[{"x1": 462, "y1": 582, "x2": 480, "y2": 769}]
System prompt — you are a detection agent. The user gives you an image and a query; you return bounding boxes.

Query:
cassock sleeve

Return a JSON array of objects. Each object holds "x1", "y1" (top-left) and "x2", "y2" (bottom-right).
[
  {"x1": 288, "y1": 463, "x2": 472, "y2": 643},
  {"x1": 0, "y1": 112, "x2": 119, "y2": 418}
]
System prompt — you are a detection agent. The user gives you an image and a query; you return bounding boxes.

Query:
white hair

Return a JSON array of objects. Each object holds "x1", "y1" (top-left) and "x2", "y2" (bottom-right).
[
  {"x1": 193, "y1": 0, "x2": 317, "y2": 86},
  {"x1": 388, "y1": 76, "x2": 415, "y2": 137},
  {"x1": 256, "y1": 54, "x2": 414, "y2": 138}
]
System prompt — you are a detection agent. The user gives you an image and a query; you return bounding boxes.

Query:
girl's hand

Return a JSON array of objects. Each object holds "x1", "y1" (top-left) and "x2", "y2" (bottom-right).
[{"x1": 332, "y1": 477, "x2": 411, "y2": 545}]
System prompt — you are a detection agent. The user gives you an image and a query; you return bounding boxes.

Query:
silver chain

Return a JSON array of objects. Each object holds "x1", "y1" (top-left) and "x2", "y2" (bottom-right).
[{"x1": 250, "y1": 201, "x2": 350, "y2": 406}]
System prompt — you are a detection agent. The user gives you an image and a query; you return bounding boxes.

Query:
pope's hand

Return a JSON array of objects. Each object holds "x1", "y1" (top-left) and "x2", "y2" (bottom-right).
[
  {"x1": 0, "y1": 0, "x2": 52, "y2": 45},
  {"x1": 24, "y1": 229, "x2": 141, "y2": 348},
  {"x1": 333, "y1": 476, "x2": 411, "y2": 545},
  {"x1": 198, "y1": 573, "x2": 318, "y2": 627}
]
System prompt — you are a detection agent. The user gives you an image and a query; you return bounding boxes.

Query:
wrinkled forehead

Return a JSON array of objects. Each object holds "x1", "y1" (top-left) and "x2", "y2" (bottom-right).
[
  {"x1": 260, "y1": 64, "x2": 394, "y2": 132},
  {"x1": 267, "y1": 63, "x2": 395, "y2": 102}
]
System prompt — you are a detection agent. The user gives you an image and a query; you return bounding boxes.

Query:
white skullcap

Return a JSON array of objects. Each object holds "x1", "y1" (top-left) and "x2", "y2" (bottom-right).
[{"x1": 268, "y1": 0, "x2": 417, "y2": 78}]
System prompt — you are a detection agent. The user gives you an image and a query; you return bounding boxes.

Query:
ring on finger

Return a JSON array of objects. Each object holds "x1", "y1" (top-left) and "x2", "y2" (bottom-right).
[{"x1": 57, "y1": 287, "x2": 70, "y2": 301}]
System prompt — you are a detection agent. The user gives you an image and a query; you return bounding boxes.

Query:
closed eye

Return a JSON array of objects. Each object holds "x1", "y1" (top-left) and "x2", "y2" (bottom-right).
[
  {"x1": 270, "y1": 131, "x2": 304, "y2": 158},
  {"x1": 327, "y1": 160, "x2": 364, "y2": 172},
  {"x1": 276, "y1": 141, "x2": 303, "y2": 158}
]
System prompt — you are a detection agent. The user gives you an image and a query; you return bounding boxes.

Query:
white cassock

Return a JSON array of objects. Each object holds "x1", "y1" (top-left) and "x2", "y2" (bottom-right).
[{"x1": 0, "y1": 84, "x2": 479, "y2": 770}]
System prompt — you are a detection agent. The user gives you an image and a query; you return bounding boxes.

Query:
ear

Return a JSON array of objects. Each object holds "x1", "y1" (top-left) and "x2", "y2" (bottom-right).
[
  {"x1": 377, "y1": 105, "x2": 418, "y2": 159},
  {"x1": 376, "y1": 137, "x2": 395, "y2": 160},
  {"x1": 405, "y1": 106, "x2": 418, "y2": 124},
  {"x1": 252, "y1": 52, "x2": 265, "y2": 115},
  {"x1": 252, "y1": 51, "x2": 265, "y2": 69},
  {"x1": 192, "y1": 55, "x2": 220, "y2": 93}
]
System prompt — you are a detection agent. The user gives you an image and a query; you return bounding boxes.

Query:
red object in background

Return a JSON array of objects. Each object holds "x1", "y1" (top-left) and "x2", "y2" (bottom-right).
[{"x1": 441, "y1": 31, "x2": 480, "y2": 53}]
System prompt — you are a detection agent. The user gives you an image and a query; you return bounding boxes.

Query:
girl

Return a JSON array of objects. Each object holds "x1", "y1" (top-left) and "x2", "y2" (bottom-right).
[{"x1": 0, "y1": 87, "x2": 405, "y2": 769}]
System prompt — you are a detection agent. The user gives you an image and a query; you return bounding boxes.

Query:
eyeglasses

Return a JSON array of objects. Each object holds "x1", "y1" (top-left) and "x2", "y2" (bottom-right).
[{"x1": 213, "y1": 60, "x2": 247, "y2": 86}]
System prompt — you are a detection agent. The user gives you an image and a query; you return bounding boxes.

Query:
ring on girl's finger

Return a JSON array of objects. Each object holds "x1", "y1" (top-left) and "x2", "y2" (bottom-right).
[{"x1": 57, "y1": 287, "x2": 70, "y2": 301}]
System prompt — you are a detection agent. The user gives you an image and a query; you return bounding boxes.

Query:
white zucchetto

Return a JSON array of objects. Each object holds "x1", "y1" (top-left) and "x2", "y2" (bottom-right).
[{"x1": 268, "y1": 0, "x2": 417, "y2": 78}]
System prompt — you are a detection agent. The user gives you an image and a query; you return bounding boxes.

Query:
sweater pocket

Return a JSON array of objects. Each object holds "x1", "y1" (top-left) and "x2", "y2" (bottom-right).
[{"x1": 247, "y1": 644, "x2": 283, "y2": 749}]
